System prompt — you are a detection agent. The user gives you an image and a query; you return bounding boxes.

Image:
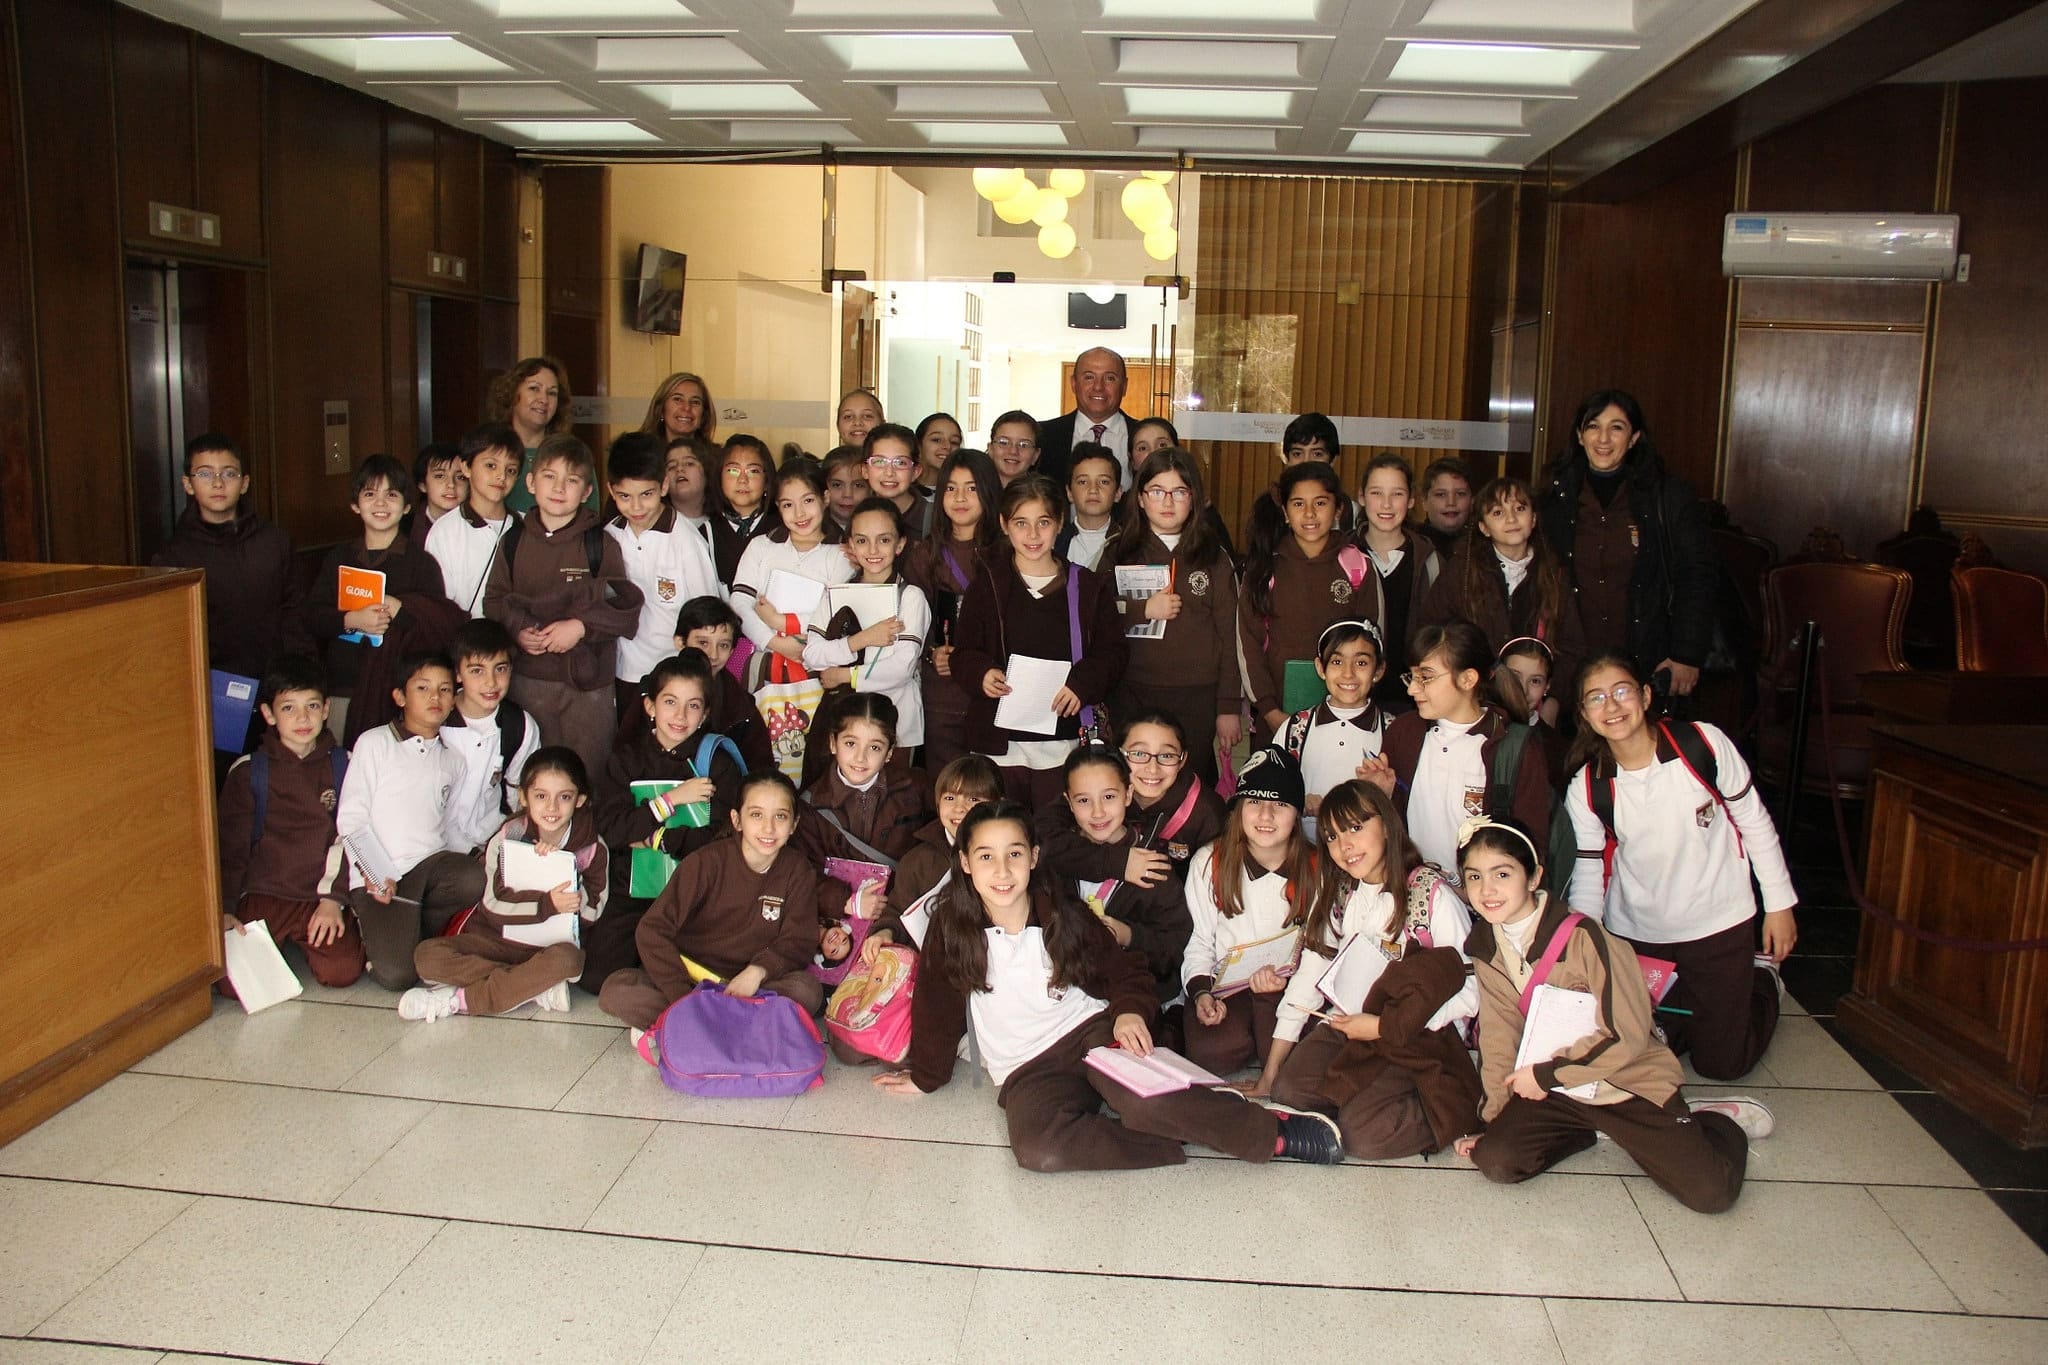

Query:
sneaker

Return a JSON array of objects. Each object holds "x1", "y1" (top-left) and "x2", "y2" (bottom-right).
[
  {"x1": 398, "y1": 984, "x2": 460, "y2": 1022},
  {"x1": 1268, "y1": 1105, "x2": 1345, "y2": 1165},
  {"x1": 1754, "y1": 953, "x2": 1785, "y2": 997},
  {"x1": 530, "y1": 982, "x2": 571, "y2": 1012},
  {"x1": 1689, "y1": 1095, "x2": 1775, "y2": 1140}
]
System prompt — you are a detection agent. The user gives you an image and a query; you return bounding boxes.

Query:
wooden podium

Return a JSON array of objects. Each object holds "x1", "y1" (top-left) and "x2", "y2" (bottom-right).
[{"x1": 0, "y1": 564, "x2": 223, "y2": 1145}]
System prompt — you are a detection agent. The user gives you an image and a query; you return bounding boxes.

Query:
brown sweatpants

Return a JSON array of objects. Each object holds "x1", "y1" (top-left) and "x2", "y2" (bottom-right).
[
  {"x1": 1184, "y1": 987, "x2": 1283, "y2": 1076},
  {"x1": 1270, "y1": 1024, "x2": 1438, "y2": 1160},
  {"x1": 352, "y1": 851, "x2": 487, "y2": 991},
  {"x1": 1472, "y1": 1090, "x2": 1748, "y2": 1213},
  {"x1": 414, "y1": 930, "x2": 584, "y2": 1016},
  {"x1": 509, "y1": 674, "x2": 616, "y2": 789},
  {"x1": 998, "y1": 1013, "x2": 1279, "y2": 1172},
  {"x1": 1623, "y1": 918, "x2": 1779, "y2": 1082},
  {"x1": 230, "y1": 894, "x2": 366, "y2": 992},
  {"x1": 597, "y1": 966, "x2": 824, "y2": 1030}
]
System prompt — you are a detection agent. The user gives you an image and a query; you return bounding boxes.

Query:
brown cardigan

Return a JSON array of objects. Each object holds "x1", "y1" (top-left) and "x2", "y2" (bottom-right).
[{"x1": 951, "y1": 556, "x2": 1127, "y2": 751}]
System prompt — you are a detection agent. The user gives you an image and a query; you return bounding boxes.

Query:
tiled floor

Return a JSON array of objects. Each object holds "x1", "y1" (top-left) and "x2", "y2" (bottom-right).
[{"x1": 5, "y1": 824, "x2": 2047, "y2": 1362}]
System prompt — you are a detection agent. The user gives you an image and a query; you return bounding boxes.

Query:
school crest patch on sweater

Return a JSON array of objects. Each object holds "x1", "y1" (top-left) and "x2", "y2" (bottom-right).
[
  {"x1": 1186, "y1": 570, "x2": 1210, "y2": 596},
  {"x1": 759, "y1": 895, "x2": 785, "y2": 923}
]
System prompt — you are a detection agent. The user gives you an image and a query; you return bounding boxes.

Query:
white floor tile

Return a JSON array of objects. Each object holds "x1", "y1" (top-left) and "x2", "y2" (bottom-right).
[
  {"x1": 0, "y1": 1075, "x2": 221, "y2": 1181},
  {"x1": 1542, "y1": 1297, "x2": 1856, "y2": 1363},
  {"x1": 1683, "y1": 1087, "x2": 1973, "y2": 1186},
  {"x1": 1866, "y1": 1186, "x2": 2048, "y2": 1317},
  {"x1": 294, "y1": 974, "x2": 390, "y2": 1008},
  {"x1": 553, "y1": 1030, "x2": 799, "y2": 1127},
  {"x1": 1630, "y1": 1179, "x2": 1959, "y2": 1311},
  {"x1": 1754, "y1": 1017, "x2": 1881, "y2": 1090},
  {"x1": 337, "y1": 1103, "x2": 654, "y2": 1229},
  {"x1": 1828, "y1": 1308, "x2": 2048, "y2": 1364},
  {"x1": 129, "y1": 997, "x2": 407, "y2": 1091},
  {"x1": 494, "y1": 986, "x2": 620, "y2": 1027},
  {"x1": 644, "y1": 1246, "x2": 975, "y2": 1365},
  {"x1": 586, "y1": 1124, "x2": 893, "y2": 1254},
  {"x1": 329, "y1": 1220, "x2": 702, "y2": 1365},
  {"x1": 775, "y1": 1056, "x2": 1010, "y2": 1148},
  {"x1": 96, "y1": 1084, "x2": 432, "y2": 1204},
  {"x1": 1680, "y1": 1050, "x2": 1780, "y2": 1088},
  {"x1": 962, "y1": 1270, "x2": 1560, "y2": 1365},
  {"x1": 0, "y1": 1178, "x2": 193, "y2": 1336},
  {"x1": 37, "y1": 1196, "x2": 439, "y2": 1361},
  {"x1": 340, "y1": 1012, "x2": 615, "y2": 1109},
  {"x1": 0, "y1": 1342, "x2": 162, "y2": 1363}
]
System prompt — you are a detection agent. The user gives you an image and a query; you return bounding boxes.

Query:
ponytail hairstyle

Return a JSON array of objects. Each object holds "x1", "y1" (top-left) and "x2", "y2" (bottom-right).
[
  {"x1": 826, "y1": 691, "x2": 899, "y2": 751},
  {"x1": 929, "y1": 801, "x2": 1111, "y2": 999},
  {"x1": 1361, "y1": 450, "x2": 1415, "y2": 495},
  {"x1": 770, "y1": 457, "x2": 842, "y2": 543},
  {"x1": 1304, "y1": 779, "x2": 1414, "y2": 955},
  {"x1": 1247, "y1": 460, "x2": 1348, "y2": 618},
  {"x1": 1457, "y1": 813, "x2": 1544, "y2": 890},
  {"x1": 1112, "y1": 446, "x2": 1216, "y2": 569},
  {"x1": 998, "y1": 471, "x2": 1065, "y2": 527},
  {"x1": 734, "y1": 766, "x2": 800, "y2": 816},
  {"x1": 642, "y1": 647, "x2": 720, "y2": 731},
  {"x1": 1491, "y1": 635, "x2": 1554, "y2": 725},
  {"x1": 1563, "y1": 650, "x2": 1656, "y2": 777},
  {"x1": 1062, "y1": 742, "x2": 1131, "y2": 790},
  {"x1": 1211, "y1": 798, "x2": 1319, "y2": 926}
]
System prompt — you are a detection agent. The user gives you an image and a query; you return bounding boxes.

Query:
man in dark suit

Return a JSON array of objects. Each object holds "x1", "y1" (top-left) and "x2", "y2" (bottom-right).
[{"x1": 1035, "y1": 346, "x2": 1131, "y2": 490}]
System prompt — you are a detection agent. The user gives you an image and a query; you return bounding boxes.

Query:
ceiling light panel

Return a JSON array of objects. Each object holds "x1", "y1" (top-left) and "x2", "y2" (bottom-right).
[
  {"x1": 493, "y1": 118, "x2": 659, "y2": 141},
  {"x1": 891, "y1": 86, "x2": 1051, "y2": 116},
  {"x1": 216, "y1": 1, "x2": 403, "y2": 19},
  {"x1": 820, "y1": 34, "x2": 1030, "y2": 73},
  {"x1": 1360, "y1": 93, "x2": 1524, "y2": 127},
  {"x1": 1117, "y1": 39, "x2": 1301, "y2": 79},
  {"x1": 1347, "y1": 130, "x2": 1505, "y2": 158},
  {"x1": 1388, "y1": 42, "x2": 1606, "y2": 89},
  {"x1": 635, "y1": 83, "x2": 820, "y2": 113},
  {"x1": 282, "y1": 35, "x2": 513, "y2": 75},
  {"x1": 1101, "y1": 0, "x2": 1320, "y2": 18},
  {"x1": 1136, "y1": 124, "x2": 1279, "y2": 151},
  {"x1": 590, "y1": 37, "x2": 762, "y2": 73},
  {"x1": 914, "y1": 121, "x2": 1069, "y2": 145},
  {"x1": 1414, "y1": 0, "x2": 1635, "y2": 37},
  {"x1": 729, "y1": 120, "x2": 855, "y2": 142},
  {"x1": 790, "y1": 0, "x2": 1001, "y2": 14},
  {"x1": 469, "y1": 0, "x2": 695, "y2": 17},
  {"x1": 1122, "y1": 87, "x2": 1295, "y2": 120},
  {"x1": 452, "y1": 84, "x2": 595, "y2": 112}
]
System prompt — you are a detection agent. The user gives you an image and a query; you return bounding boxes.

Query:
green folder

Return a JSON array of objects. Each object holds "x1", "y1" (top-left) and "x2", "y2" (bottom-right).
[
  {"x1": 1282, "y1": 658, "x2": 1327, "y2": 715},
  {"x1": 630, "y1": 779, "x2": 711, "y2": 830},
  {"x1": 629, "y1": 846, "x2": 678, "y2": 900}
]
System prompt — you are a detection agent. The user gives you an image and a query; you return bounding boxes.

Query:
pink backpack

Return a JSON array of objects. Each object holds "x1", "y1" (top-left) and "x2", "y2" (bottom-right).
[{"x1": 824, "y1": 943, "x2": 918, "y2": 1064}]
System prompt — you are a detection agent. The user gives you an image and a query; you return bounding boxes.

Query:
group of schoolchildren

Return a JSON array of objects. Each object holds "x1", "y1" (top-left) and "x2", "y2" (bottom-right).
[{"x1": 169, "y1": 362, "x2": 1797, "y2": 1212}]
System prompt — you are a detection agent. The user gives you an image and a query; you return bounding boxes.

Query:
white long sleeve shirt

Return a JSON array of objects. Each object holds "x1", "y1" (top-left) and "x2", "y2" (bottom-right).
[
  {"x1": 439, "y1": 703, "x2": 540, "y2": 854},
  {"x1": 1180, "y1": 843, "x2": 1303, "y2": 995},
  {"x1": 426, "y1": 504, "x2": 511, "y2": 618},
  {"x1": 334, "y1": 722, "x2": 466, "y2": 889},
  {"x1": 1407, "y1": 714, "x2": 1490, "y2": 873},
  {"x1": 728, "y1": 535, "x2": 856, "y2": 648},
  {"x1": 1274, "y1": 876, "x2": 1478, "y2": 1044},
  {"x1": 971, "y1": 925, "x2": 1107, "y2": 1085},
  {"x1": 1564, "y1": 722, "x2": 1797, "y2": 944},
  {"x1": 801, "y1": 581, "x2": 932, "y2": 746},
  {"x1": 607, "y1": 509, "x2": 720, "y2": 682}
]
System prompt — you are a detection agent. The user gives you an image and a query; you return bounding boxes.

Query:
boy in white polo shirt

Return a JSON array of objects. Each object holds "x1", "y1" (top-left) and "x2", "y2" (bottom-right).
[
  {"x1": 439, "y1": 618, "x2": 541, "y2": 857},
  {"x1": 427, "y1": 423, "x2": 522, "y2": 618},
  {"x1": 603, "y1": 431, "x2": 718, "y2": 719},
  {"x1": 333, "y1": 651, "x2": 485, "y2": 990}
]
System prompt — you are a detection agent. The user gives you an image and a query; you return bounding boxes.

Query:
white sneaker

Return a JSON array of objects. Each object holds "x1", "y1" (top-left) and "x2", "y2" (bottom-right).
[
  {"x1": 530, "y1": 982, "x2": 571, "y2": 1012},
  {"x1": 1689, "y1": 1095, "x2": 1775, "y2": 1140},
  {"x1": 399, "y1": 984, "x2": 460, "y2": 1022}
]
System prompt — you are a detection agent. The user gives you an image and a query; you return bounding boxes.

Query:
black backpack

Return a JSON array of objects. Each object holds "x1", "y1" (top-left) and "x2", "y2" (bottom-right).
[{"x1": 1486, "y1": 718, "x2": 1576, "y2": 903}]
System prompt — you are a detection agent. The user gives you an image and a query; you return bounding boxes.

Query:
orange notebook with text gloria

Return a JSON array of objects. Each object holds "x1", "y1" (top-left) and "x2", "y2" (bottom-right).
[{"x1": 336, "y1": 565, "x2": 386, "y2": 644}]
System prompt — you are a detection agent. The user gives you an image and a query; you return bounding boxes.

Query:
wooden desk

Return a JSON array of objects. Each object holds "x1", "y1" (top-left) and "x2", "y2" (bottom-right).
[
  {"x1": 1839, "y1": 725, "x2": 2048, "y2": 1147},
  {"x1": 1860, "y1": 671, "x2": 2048, "y2": 727},
  {"x1": 0, "y1": 564, "x2": 222, "y2": 1145}
]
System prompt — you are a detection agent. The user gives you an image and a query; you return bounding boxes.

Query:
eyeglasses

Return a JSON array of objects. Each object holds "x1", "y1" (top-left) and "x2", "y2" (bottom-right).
[
  {"x1": 990, "y1": 438, "x2": 1038, "y2": 452},
  {"x1": 1122, "y1": 749, "x2": 1185, "y2": 768},
  {"x1": 189, "y1": 468, "x2": 243, "y2": 484},
  {"x1": 1581, "y1": 683, "x2": 1641, "y2": 709},
  {"x1": 1400, "y1": 668, "x2": 1446, "y2": 688},
  {"x1": 722, "y1": 465, "x2": 763, "y2": 478},
  {"x1": 866, "y1": 456, "x2": 913, "y2": 470},
  {"x1": 1141, "y1": 486, "x2": 1191, "y2": 503}
]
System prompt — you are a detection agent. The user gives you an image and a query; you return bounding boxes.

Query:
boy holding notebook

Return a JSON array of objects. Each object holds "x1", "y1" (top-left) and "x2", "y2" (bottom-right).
[
  {"x1": 333, "y1": 651, "x2": 486, "y2": 990},
  {"x1": 215, "y1": 656, "x2": 364, "y2": 992}
]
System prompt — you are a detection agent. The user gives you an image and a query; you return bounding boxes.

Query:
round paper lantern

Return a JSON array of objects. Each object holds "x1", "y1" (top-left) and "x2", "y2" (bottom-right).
[
  {"x1": 1038, "y1": 221, "x2": 1078, "y2": 259},
  {"x1": 994, "y1": 184, "x2": 1039, "y2": 224},
  {"x1": 1142, "y1": 169, "x2": 1177, "y2": 184},
  {"x1": 1048, "y1": 168, "x2": 1086, "y2": 197},
  {"x1": 1143, "y1": 226, "x2": 1179, "y2": 261},
  {"x1": 1030, "y1": 187, "x2": 1069, "y2": 226},
  {"x1": 1120, "y1": 177, "x2": 1171, "y2": 228},
  {"x1": 973, "y1": 167, "x2": 1026, "y2": 201}
]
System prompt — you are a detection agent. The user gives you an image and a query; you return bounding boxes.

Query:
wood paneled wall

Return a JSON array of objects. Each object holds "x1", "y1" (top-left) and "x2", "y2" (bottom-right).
[
  {"x1": 0, "y1": 0, "x2": 39, "y2": 562},
  {"x1": 1191, "y1": 174, "x2": 1500, "y2": 540}
]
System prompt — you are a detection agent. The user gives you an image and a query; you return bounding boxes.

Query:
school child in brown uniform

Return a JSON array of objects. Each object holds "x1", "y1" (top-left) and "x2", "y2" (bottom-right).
[
  {"x1": 1237, "y1": 461, "x2": 1370, "y2": 743},
  {"x1": 1048, "y1": 747, "x2": 1193, "y2": 1003},
  {"x1": 872, "y1": 801, "x2": 1345, "y2": 1170},
  {"x1": 793, "y1": 695, "x2": 931, "y2": 961},
  {"x1": 599, "y1": 770, "x2": 826, "y2": 1027},
  {"x1": 1034, "y1": 711, "x2": 1226, "y2": 897},
  {"x1": 1454, "y1": 818, "x2": 1772, "y2": 1212},
  {"x1": 901, "y1": 448, "x2": 1004, "y2": 773}
]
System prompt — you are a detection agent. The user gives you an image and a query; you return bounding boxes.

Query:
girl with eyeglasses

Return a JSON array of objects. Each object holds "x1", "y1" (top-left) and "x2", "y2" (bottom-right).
[
  {"x1": 1047, "y1": 746, "x2": 1194, "y2": 1003},
  {"x1": 1100, "y1": 447, "x2": 1242, "y2": 788},
  {"x1": 1561, "y1": 652, "x2": 1798, "y2": 1082},
  {"x1": 861, "y1": 423, "x2": 923, "y2": 530},
  {"x1": 706, "y1": 434, "x2": 782, "y2": 588}
]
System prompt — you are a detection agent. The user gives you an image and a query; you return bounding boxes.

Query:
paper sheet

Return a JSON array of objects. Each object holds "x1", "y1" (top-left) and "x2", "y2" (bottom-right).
[
  {"x1": 1514, "y1": 983, "x2": 1602, "y2": 1099},
  {"x1": 993, "y1": 654, "x2": 1072, "y2": 736},
  {"x1": 501, "y1": 913, "x2": 582, "y2": 948},
  {"x1": 501, "y1": 840, "x2": 580, "y2": 894},
  {"x1": 764, "y1": 567, "x2": 827, "y2": 617},
  {"x1": 222, "y1": 920, "x2": 304, "y2": 1014},
  {"x1": 1316, "y1": 931, "x2": 1393, "y2": 1015},
  {"x1": 1114, "y1": 565, "x2": 1171, "y2": 639},
  {"x1": 828, "y1": 582, "x2": 900, "y2": 630}
]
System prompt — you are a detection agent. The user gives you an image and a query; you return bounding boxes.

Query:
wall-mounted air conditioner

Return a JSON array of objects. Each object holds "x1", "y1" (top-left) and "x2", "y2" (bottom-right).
[{"x1": 1721, "y1": 213, "x2": 1960, "y2": 281}]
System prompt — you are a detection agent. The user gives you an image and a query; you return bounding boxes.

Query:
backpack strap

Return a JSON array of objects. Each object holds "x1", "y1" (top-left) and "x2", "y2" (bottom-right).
[
  {"x1": 1487, "y1": 715, "x2": 1530, "y2": 822},
  {"x1": 692, "y1": 730, "x2": 746, "y2": 779},
  {"x1": 496, "y1": 706, "x2": 527, "y2": 814},
  {"x1": 1282, "y1": 708, "x2": 1313, "y2": 761},
  {"x1": 1518, "y1": 910, "x2": 1586, "y2": 1014},
  {"x1": 498, "y1": 518, "x2": 524, "y2": 576},
  {"x1": 801, "y1": 791, "x2": 899, "y2": 868},
  {"x1": 1156, "y1": 780, "x2": 1202, "y2": 842},
  {"x1": 1336, "y1": 543, "x2": 1369, "y2": 590},
  {"x1": 1064, "y1": 568, "x2": 1095, "y2": 734},
  {"x1": 248, "y1": 749, "x2": 271, "y2": 848},
  {"x1": 1659, "y1": 718, "x2": 1744, "y2": 860},
  {"x1": 583, "y1": 526, "x2": 606, "y2": 577},
  {"x1": 1404, "y1": 865, "x2": 1447, "y2": 949},
  {"x1": 1586, "y1": 763, "x2": 1620, "y2": 894}
]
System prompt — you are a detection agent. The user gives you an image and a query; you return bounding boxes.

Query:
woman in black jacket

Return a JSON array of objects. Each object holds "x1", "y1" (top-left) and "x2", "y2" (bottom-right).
[{"x1": 1537, "y1": 390, "x2": 1718, "y2": 699}]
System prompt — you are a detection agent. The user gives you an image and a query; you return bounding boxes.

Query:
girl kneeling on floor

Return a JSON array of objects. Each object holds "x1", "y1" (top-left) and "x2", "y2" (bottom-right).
[
  {"x1": 404, "y1": 746, "x2": 604, "y2": 1021},
  {"x1": 1246, "y1": 779, "x2": 1484, "y2": 1160},
  {"x1": 873, "y1": 801, "x2": 1345, "y2": 1169},
  {"x1": 1455, "y1": 816, "x2": 1771, "y2": 1213}
]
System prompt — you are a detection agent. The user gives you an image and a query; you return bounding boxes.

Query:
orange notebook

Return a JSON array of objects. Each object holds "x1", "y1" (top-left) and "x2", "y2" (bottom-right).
[{"x1": 336, "y1": 566, "x2": 386, "y2": 644}]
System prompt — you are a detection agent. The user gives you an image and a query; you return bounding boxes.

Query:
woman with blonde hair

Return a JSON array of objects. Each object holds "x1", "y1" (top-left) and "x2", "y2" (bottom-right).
[{"x1": 641, "y1": 371, "x2": 717, "y2": 446}]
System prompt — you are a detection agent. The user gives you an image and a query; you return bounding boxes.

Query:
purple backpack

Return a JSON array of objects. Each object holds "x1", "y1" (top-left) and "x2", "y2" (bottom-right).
[{"x1": 635, "y1": 988, "x2": 827, "y2": 1097}]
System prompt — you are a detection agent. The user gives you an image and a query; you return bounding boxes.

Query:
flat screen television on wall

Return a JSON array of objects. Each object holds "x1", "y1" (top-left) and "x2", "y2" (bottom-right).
[{"x1": 632, "y1": 244, "x2": 686, "y2": 335}]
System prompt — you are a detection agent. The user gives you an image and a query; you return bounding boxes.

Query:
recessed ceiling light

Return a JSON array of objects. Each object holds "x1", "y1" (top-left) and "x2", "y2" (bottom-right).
[
  {"x1": 729, "y1": 120, "x2": 855, "y2": 142},
  {"x1": 1135, "y1": 124, "x2": 1277, "y2": 151},
  {"x1": 1123, "y1": 87, "x2": 1294, "y2": 120},
  {"x1": 1117, "y1": 39, "x2": 1300, "y2": 79},
  {"x1": 820, "y1": 33, "x2": 1030, "y2": 73},
  {"x1": 914, "y1": 121, "x2": 1069, "y2": 145},
  {"x1": 221, "y1": 1, "x2": 401, "y2": 19},
  {"x1": 891, "y1": 85, "x2": 1050, "y2": 116},
  {"x1": 1347, "y1": 130, "x2": 1505, "y2": 158},
  {"x1": 1388, "y1": 42, "x2": 1605, "y2": 89},
  {"x1": 635, "y1": 83, "x2": 819, "y2": 113},
  {"x1": 1101, "y1": 0, "x2": 1318, "y2": 17},
  {"x1": 282, "y1": 35, "x2": 513, "y2": 74},
  {"x1": 790, "y1": 0, "x2": 1000, "y2": 13},
  {"x1": 591, "y1": 36, "x2": 762, "y2": 73},
  {"x1": 1361, "y1": 93, "x2": 1523, "y2": 128},
  {"x1": 493, "y1": 119, "x2": 659, "y2": 142},
  {"x1": 453, "y1": 85, "x2": 596, "y2": 113},
  {"x1": 477, "y1": 0, "x2": 696, "y2": 16},
  {"x1": 1414, "y1": 0, "x2": 1634, "y2": 37}
]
